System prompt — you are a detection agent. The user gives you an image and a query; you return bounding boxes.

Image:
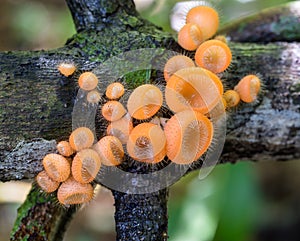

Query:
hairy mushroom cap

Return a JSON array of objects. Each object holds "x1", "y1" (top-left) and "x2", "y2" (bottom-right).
[
  {"x1": 58, "y1": 63, "x2": 76, "y2": 77},
  {"x1": 164, "y1": 110, "x2": 213, "y2": 164},
  {"x1": 127, "y1": 84, "x2": 163, "y2": 120},
  {"x1": 178, "y1": 23, "x2": 203, "y2": 51},
  {"x1": 106, "y1": 113, "x2": 133, "y2": 144},
  {"x1": 234, "y1": 75, "x2": 261, "y2": 103},
  {"x1": 223, "y1": 90, "x2": 240, "y2": 107},
  {"x1": 127, "y1": 123, "x2": 166, "y2": 163},
  {"x1": 186, "y1": 5, "x2": 219, "y2": 40},
  {"x1": 165, "y1": 67, "x2": 223, "y2": 114},
  {"x1": 56, "y1": 141, "x2": 75, "y2": 157},
  {"x1": 195, "y1": 40, "x2": 232, "y2": 74},
  {"x1": 72, "y1": 149, "x2": 101, "y2": 184},
  {"x1": 57, "y1": 177, "x2": 94, "y2": 205},
  {"x1": 164, "y1": 55, "x2": 195, "y2": 81},
  {"x1": 69, "y1": 127, "x2": 95, "y2": 152},
  {"x1": 93, "y1": 136, "x2": 124, "y2": 166},
  {"x1": 36, "y1": 170, "x2": 60, "y2": 193},
  {"x1": 101, "y1": 101, "x2": 127, "y2": 122},
  {"x1": 87, "y1": 90, "x2": 101, "y2": 104},
  {"x1": 105, "y1": 82, "x2": 125, "y2": 100},
  {"x1": 42, "y1": 153, "x2": 71, "y2": 182},
  {"x1": 78, "y1": 72, "x2": 99, "y2": 91}
]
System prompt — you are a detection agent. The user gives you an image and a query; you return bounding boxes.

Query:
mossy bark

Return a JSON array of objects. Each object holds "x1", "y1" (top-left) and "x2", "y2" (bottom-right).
[
  {"x1": 1, "y1": 43, "x2": 299, "y2": 182},
  {"x1": 219, "y1": 2, "x2": 300, "y2": 42},
  {"x1": 11, "y1": 185, "x2": 77, "y2": 241},
  {"x1": 0, "y1": 0, "x2": 299, "y2": 240}
]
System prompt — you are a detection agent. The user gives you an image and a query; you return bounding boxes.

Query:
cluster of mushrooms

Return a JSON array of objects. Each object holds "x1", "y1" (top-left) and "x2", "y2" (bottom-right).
[{"x1": 36, "y1": 1, "x2": 261, "y2": 205}]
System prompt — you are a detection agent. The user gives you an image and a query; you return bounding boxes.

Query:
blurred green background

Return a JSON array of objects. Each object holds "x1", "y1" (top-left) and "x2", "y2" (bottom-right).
[{"x1": 0, "y1": 0, "x2": 299, "y2": 241}]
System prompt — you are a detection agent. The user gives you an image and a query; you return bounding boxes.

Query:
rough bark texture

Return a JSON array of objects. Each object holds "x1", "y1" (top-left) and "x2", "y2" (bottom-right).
[
  {"x1": 112, "y1": 189, "x2": 168, "y2": 241},
  {"x1": 1, "y1": 42, "x2": 299, "y2": 182},
  {"x1": 0, "y1": 0, "x2": 299, "y2": 240},
  {"x1": 219, "y1": 42, "x2": 300, "y2": 164},
  {"x1": 10, "y1": 184, "x2": 77, "y2": 241},
  {"x1": 66, "y1": 0, "x2": 138, "y2": 31},
  {"x1": 219, "y1": 2, "x2": 300, "y2": 42}
]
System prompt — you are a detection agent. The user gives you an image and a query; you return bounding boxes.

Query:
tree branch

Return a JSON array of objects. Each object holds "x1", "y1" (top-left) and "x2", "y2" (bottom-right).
[
  {"x1": 1, "y1": 42, "x2": 299, "y2": 182},
  {"x1": 2, "y1": 1, "x2": 176, "y2": 240},
  {"x1": 1, "y1": 1, "x2": 299, "y2": 240},
  {"x1": 66, "y1": 0, "x2": 137, "y2": 31},
  {"x1": 11, "y1": 184, "x2": 77, "y2": 241},
  {"x1": 217, "y1": 42, "x2": 300, "y2": 164},
  {"x1": 112, "y1": 189, "x2": 168, "y2": 241},
  {"x1": 219, "y1": 2, "x2": 300, "y2": 42}
]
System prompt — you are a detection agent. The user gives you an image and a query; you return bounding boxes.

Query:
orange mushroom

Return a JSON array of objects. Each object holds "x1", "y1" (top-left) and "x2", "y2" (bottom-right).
[
  {"x1": 78, "y1": 72, "x2": 98, "y2": 91},
  {"x1": 93, "y1": 136, "x2": 124, "y2": 166},
  {"x1": 105, "y1": 82, "x2": 125, "y2": 100},
  {"x1": 223, "y1": 90, "x2": 240, "y2": 107},
  {"x1": 58, "y1": 63, "x2": 76, "y2": 77},
  {"x1": 164, "y1": 110, "x2": 213, "y2": 164},
  {"x1": 72, "y1": 149, "x2": 101, "y2": 184},
  {"x1": 186, "y1": 5, "x2": 219, "y2": 40},
  {"x1": 36, "y1": 170, "x2": 60, "y2": 193},
  {"x1": 234, "y1": 75, "x2": 261, "y2": 103},
  {"x1": 101, "y1": 101, "x2": 127, "y2": 122},
  {"x1": 165, "y1": 67, "x2": 223, "y2": 114},
  {"x1": 177, "y1": 23, "x2": 203, "y2": 51},
  {"x1": 195, "y1": 40, "x2": 232, "y2": 74},
  {"x1": 69, "y1": 127, "x2": 95, "y2": 152},
  {"x1": 57, "y1": 177, "x2": 94, "y2": 205},
  {"x1": 126, "y1": 123, "x2": 166, "y2": 163},
  {"x1": 106, "y1": 113, "x2": 133, "y2": 144},
  {"x1": 87, "y1": 90, "x2": 101, "y2": 104},
  {"x1": 164, "y1": 55, "x2": 195, "y2": 81},
  {"x1": 42, "y1": 153, "x2": 71, "y2": 182},
  {"x1": 56, "y1": 141, "x2": 75, "y2": 157},
  {"x1": 127, "y1": 84, "x2": 163, "y2": 120}
]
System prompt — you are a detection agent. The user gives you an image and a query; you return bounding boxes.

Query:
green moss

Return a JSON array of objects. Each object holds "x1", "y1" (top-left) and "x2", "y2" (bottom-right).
[
  {"x1": 219, "y1": 2, "x2": 300, "y2": 42},
  {"x1": 273, "y1": 15, "x2": 300, "y2": 40},
  {"x1": 99, "y1": 0, "x2": 118, "y2": 14},
  {"x1": 123, "y1": 69, "x2": 152, "y2": 89},
  {"x1": 292, "y1": 83, "x2": 300, "y2": 92},
  {"x1": 11, "y1": 185, "x2": 55, "y2": 240},
  {"x1": 67, "y1": 17, "x2": 174, "y2": 63},
  {"x1": 120, "y1": 13, "x2": 142, "y2": 28},
  {"x1": 237, "y1": 22, "x2": 247, "y2": 34}
]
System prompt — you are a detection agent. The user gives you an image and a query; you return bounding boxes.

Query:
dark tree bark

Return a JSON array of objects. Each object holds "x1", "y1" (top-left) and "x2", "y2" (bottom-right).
[
  {"x1": 11, "y1": 185, "x2": 77, "y2": 241},
  {"x1": 65, "y1": 0, "x2": 138, "y2": 31},
  {"x1": 112, "y1": 189, "x2": 168, "y2": 241},
  {"x1": 219, "y1": 2, "x2": 300, "y2": 42},
  {"x1": 0, "y1": 0, "x2": 299, "y2": 240}
]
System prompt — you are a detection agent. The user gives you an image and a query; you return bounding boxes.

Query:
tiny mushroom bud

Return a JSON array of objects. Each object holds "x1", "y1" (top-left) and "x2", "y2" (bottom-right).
[
  {"x1": 58, "y1": 63, "x2": 76, "y2": 77},
  {"x1": 78, "y1": 72, "x2": 99, "y2": 91}
]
